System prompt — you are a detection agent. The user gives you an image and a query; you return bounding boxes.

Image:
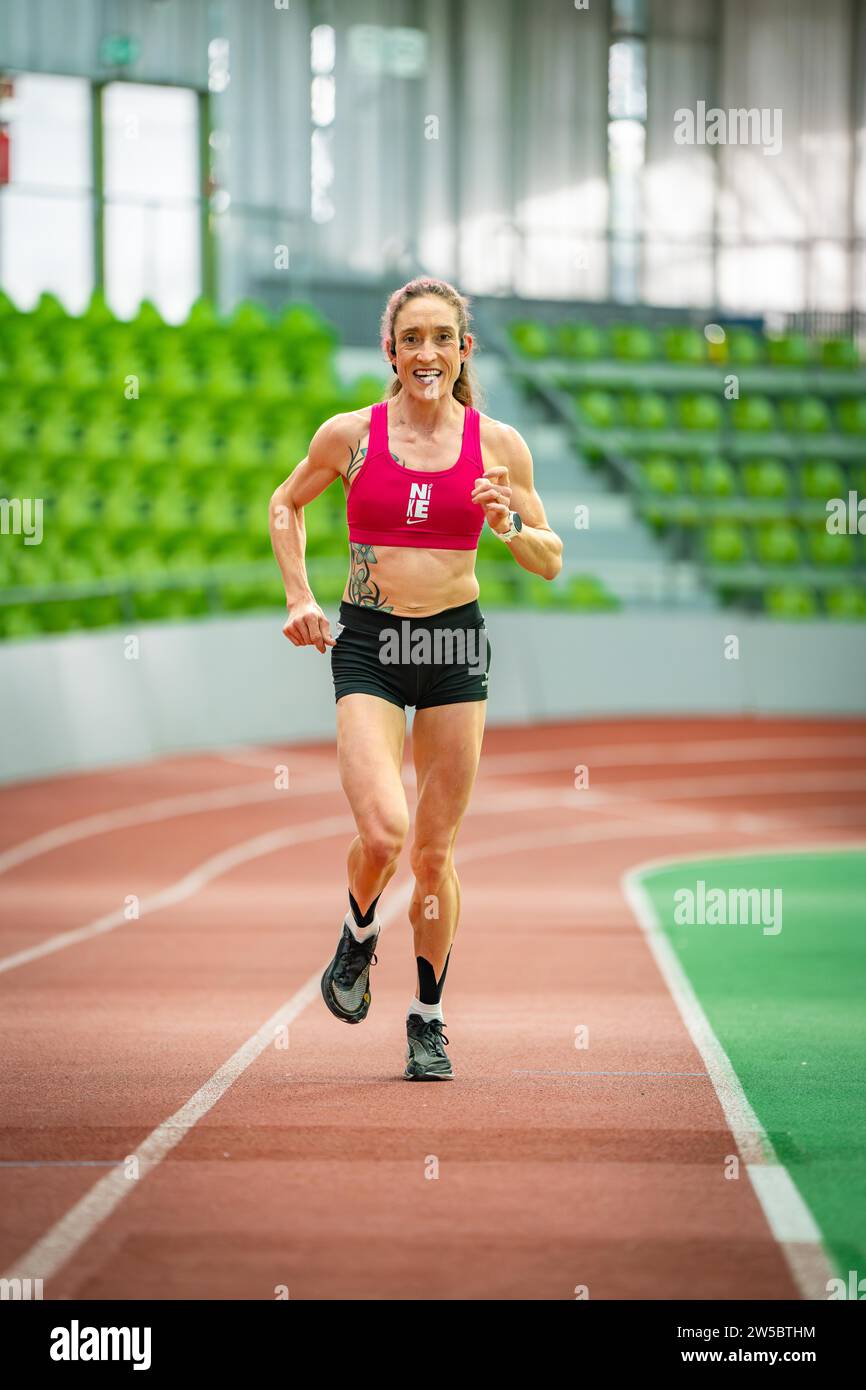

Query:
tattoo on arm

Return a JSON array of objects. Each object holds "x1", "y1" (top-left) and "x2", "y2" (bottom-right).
[{"x1": 348, "y1": 543, "x2": 393, "y2": 611}]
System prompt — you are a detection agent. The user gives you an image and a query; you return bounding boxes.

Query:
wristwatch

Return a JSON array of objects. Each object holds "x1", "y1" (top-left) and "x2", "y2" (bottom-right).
[{"x1": 494, "y1": 511, "x2": 523, "y2": 543}]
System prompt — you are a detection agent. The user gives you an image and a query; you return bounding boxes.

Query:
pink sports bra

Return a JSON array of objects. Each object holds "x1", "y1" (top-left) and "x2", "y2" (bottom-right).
[{"x1": 346, "y1": 401, "x2": 486, "y2": 551}]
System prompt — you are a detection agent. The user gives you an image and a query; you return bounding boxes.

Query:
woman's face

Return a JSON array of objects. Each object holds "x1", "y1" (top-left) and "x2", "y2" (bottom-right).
[{"x1": 390, "y1": 296, "x2": 468, "y2": 400}]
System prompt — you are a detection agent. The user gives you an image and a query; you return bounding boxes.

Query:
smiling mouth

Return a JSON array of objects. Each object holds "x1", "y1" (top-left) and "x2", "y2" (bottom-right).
[{"x1": 413, "y1": 369, "x2": 443, "y2": 380}]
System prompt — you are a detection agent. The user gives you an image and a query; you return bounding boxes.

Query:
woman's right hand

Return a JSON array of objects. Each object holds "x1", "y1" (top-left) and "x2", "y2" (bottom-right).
[{"x1": 282, "y1": 599, "x2": 336, "y2": 652}]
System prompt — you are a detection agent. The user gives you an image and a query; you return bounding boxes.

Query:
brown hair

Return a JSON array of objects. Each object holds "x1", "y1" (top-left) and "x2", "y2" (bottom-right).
[{"x1": 379, "y1": 276, "x2": 483, "y2": 409}]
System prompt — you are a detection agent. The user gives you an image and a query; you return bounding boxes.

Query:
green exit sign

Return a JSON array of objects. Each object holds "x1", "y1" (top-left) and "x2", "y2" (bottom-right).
[{"x1": 100, "y1": 34, "x2": 140, "y2": 67}]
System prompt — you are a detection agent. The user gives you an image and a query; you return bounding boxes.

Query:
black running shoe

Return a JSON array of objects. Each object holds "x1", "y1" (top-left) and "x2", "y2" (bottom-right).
[
  {"x1": 404, "y1": 1013, "x2": 453, "y2": 1081},
  {"x1": 321, "y1": 917, "x2": 379, "y2": 1024}
]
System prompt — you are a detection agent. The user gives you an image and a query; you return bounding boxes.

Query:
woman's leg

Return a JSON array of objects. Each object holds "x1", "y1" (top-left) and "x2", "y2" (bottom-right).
[
  {"x1": 336, "y1": 693, "x2": 410, "y2": 914},
  {"x1": 408, "y1": 700, "x2": 487, "y2": 982}
]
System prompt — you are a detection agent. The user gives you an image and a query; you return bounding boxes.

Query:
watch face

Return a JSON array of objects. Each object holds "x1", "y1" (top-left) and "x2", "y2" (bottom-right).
[{"x1": 513, "y1": 512, "x2": 523, "y2": 532}]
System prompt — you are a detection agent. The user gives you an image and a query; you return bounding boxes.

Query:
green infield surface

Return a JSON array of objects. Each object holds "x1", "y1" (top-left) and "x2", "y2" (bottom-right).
[{"x1": 631, "y1": 848, "x2": 866, "y2": 1282}]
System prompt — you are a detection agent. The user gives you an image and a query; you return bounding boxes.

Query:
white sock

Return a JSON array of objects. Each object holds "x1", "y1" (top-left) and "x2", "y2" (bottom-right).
[
  {"x1": 345, "y1": 911, "x2": 379, "y2": 944},
  {"x1": 408, "y1": 996, "x2": 443, "y2": 1022}
]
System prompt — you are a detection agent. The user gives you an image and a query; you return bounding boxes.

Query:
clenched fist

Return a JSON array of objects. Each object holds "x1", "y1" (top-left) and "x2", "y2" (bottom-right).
[{"x1": 282, "y1": 599, "x2": 335, "y2": 653}]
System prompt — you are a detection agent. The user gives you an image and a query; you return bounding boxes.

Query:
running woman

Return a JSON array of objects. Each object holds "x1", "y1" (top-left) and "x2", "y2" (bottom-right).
[{"x1": 269, "y1": 277, "x2": 562, "y2": 1080}]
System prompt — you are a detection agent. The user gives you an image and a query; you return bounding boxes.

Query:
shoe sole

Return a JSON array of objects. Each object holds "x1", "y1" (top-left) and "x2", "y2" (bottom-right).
[
  {"x1": 320, "y1": 962, "x2": 370, "y2": 1025},
  {"x1": 403, "y1": 1064, "x2": 453, "y2": 1081}
]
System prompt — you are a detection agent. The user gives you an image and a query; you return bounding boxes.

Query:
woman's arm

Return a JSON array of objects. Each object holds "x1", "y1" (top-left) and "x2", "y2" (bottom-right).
[
  {"x1": 471, "y1": 423, "x2": 564, "y2": 581},
  {"x1": 268, "y1": 414, "x2": 348, "y2": 651}
]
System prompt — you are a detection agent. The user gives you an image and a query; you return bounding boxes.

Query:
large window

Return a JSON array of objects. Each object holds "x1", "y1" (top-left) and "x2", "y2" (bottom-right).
[
  {"x1": 0, "y1": 73, "x2": 202, "y2": 321},
  {"x1": 0, "y1": 74, "x2": 92, "y2": 312},
  {"x1": 103, "y1": 82, "x2": 200, "y2": 322},
  {"x1": 607, "y1": 1, "x2": 648, "y2": 304}
]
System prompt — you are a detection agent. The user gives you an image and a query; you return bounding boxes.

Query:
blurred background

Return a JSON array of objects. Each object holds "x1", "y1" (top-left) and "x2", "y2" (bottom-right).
[{"x1": 1, "y1": 0, "x2": 865, "y2": 780}]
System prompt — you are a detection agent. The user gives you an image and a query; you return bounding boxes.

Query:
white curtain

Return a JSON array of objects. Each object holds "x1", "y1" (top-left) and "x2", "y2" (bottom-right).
[
  {"x1": 511, "y1": 0, "x2": 610, "y2": 300},
  {"x1": 717, "y1": 0, "x2": 856, "y2": 313},
  {"x1": 643, "y1": 0, "x2": 717, "y2": 306}
]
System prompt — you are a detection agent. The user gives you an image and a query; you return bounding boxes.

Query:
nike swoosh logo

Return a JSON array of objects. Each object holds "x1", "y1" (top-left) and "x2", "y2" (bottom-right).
[{"x1": 405, "y1": 518, "x2": 430, "y2": 525}]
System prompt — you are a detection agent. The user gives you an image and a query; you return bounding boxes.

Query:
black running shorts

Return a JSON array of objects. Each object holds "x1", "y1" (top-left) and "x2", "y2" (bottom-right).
[{"x1": 330, "y1": 599, "x2": 491, "y2": 710}]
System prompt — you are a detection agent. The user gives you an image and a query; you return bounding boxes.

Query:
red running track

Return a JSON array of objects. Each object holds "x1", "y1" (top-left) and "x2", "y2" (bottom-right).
[{"x1": 1, "y1": 715, "x2": 865, "y2": 1300}]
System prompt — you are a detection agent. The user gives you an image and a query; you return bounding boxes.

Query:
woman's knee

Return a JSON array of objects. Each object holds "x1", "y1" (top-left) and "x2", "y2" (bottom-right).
[
  {"x1": 409, "y1": 838, "x2": 454, "y2": 885},
  {"x1": 359, "y1": 813, "x2": 409, "y2": 869}
]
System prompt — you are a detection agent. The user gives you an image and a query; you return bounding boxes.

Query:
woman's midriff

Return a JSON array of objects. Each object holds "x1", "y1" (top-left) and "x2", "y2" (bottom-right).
[{"x1": 341, "y1": 544, "x2": 480, "y2": 618}]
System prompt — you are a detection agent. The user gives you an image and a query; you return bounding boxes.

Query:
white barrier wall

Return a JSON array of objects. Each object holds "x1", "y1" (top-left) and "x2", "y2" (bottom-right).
[{"x1": 1, "y1": 607, "x2": 865, "y2": 784}]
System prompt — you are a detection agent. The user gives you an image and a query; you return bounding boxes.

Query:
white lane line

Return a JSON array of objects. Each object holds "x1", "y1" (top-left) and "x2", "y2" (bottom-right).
[
  {"x1": 621, "y1": 845, "x2": 862, "y2": 1300},
  {"x1": 0, "y1": 781, "x2": 284, "y2": 877},
  {"x1": 1, "y1": 804, "x2": 820, "y2": 1287},
  {"x1": 0, "y1": 815, "x2": 355, "y2": 976}
]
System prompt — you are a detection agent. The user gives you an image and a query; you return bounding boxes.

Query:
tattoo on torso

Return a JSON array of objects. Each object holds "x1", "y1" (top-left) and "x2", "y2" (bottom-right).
[{"x1": 348, "y1": 543, "x2": 393, "y2": 611}]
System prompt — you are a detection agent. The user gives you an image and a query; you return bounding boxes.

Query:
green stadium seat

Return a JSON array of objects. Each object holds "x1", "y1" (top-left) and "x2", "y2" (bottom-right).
[
  {"x1": 15, "y1": 343, "x2": 54, "y2": 389},
  {"x1": 686, "y1": 455, "x2": 738, "y2": 497},
  {"x1": 556, "y1": 322, "x2": 606, "y2": 359},
  {"x1": 0, "y1": 604, "x2": 44, "y2": 641},
  {"x1": 725, "y1": 328, "x2": 764, "y2": 365},
  {"x1": 564, "y1": 574, "x2": 619, "y2": 610},
  {"x1": 802, "y1": 458, "x2": 847, "y2": 500},
  {"x1": 478, "y1": 577, "x2": 517, "y2": 607},
  {"x1": 821, "y1": 338, "x2": 860, "y2": 369},
  {"x1": 54, "y1": 487, "x2": 103, "y2": 529},
  {"x1": 663, "y1": 327, "x2": 706, "y2": 364},
  {"x1": 32, "y1": 409, "x2": 78, "y2": 462},
  {"x1": 610, "y1": 325, "x2": 657, "y2": 361},
  {"x1": 152, "y1": 342, "x2": 200, "y2": 399},
  {"x1": 126, "y1": 412, "x2": 172, "y2": 468},
  {"x1": 250, "y1": 357, "x2": 293, "y2": 405},
  {"x1": 764, "y1": 586, "x2": 818, "y2": 618},
  {"x1": 200, "y1": 347, "x2": 247, "y2": 402},
  {"x1": 703, "y1": 523, "x2": 748, "y2": 564},
  {"x1": 575, "y1": 390, "x2": 619, "y2": 429},
  {"x1": 755, "y1": 522, "x2": 801, "y2": 565},
  {"x1": 133, "y1": 586, "x2": 211, "y2": 622},
  {"x1": 102, "y1": 485, "x2": 150, "y2": 531},
  {"x1": 678, "y1": 394, "x2": 722, "y2": 430},
  {"x1": 79, "y1": 410, "x2": 127, "y2": 466},
  {"x1": 622, "y1": 392, "x2": 669, "y2": 429},
  {"x1": 732, "y1": 396, "x2": 776, "y2": 431},
  {"x1": 59, "y1": 339, "x2": 103, "y2": 395},
  {"x1": 643, "y1": 455, "x2": 681, "y2": 493},
  {"x1": 310, "y1": 570, "x2": 348, "y2": 605},
  {"x1": 825, "y1": 586, "x2": 866, "y2": 619},
  {"x1": 742, "y1": 457, "x2": 791, "y2": 498},
  {"x1": 227, "y1": 301, "x2": 274, "y2": 368},
  {"x1": 508, "y1": 318, "x2": 547, "y2": 355},
  {"x1": 838, "y1": 399, "x2": 866, "y2": 434},
  {"x1": 779, "y1": 396, "x2": 831, "y2": 433},
  {"x1": 767, "y1": 333, "x2": 811, "y2": 367},
  {"x1": 806, "y1": 528, "x2": 855, "y2": 566}
]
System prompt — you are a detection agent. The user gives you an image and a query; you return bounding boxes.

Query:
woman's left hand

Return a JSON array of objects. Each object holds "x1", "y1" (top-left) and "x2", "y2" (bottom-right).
[{"x1": 471, "y1": 465, "x2": 512, "y2": 534}]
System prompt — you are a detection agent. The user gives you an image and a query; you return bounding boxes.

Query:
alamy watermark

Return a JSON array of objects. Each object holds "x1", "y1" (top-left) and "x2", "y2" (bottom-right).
[
  {"x1": 378, "y1": 621, "x2": 488, "y2": 679},
  {"x1": 826, "y1": 492, "x2": 865, "y2": 534},
  {"x1": 674, "y1": 880, "x2": 783, "y2": 936},
  {"x1": 674, "y1": 102, "x2": 782, "y2": 157},
  {"x1": 0, "y1": 497, "x2": 43, "y2": 545}
]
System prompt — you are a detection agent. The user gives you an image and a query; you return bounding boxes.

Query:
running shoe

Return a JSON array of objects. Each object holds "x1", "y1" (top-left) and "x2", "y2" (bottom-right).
[
  {"x1": 404, "y1": 1013, "x2": 453, "y2": 1081},
  {"x1": 320, "y1": 916, "x2": 379, "y2": 1025}
]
